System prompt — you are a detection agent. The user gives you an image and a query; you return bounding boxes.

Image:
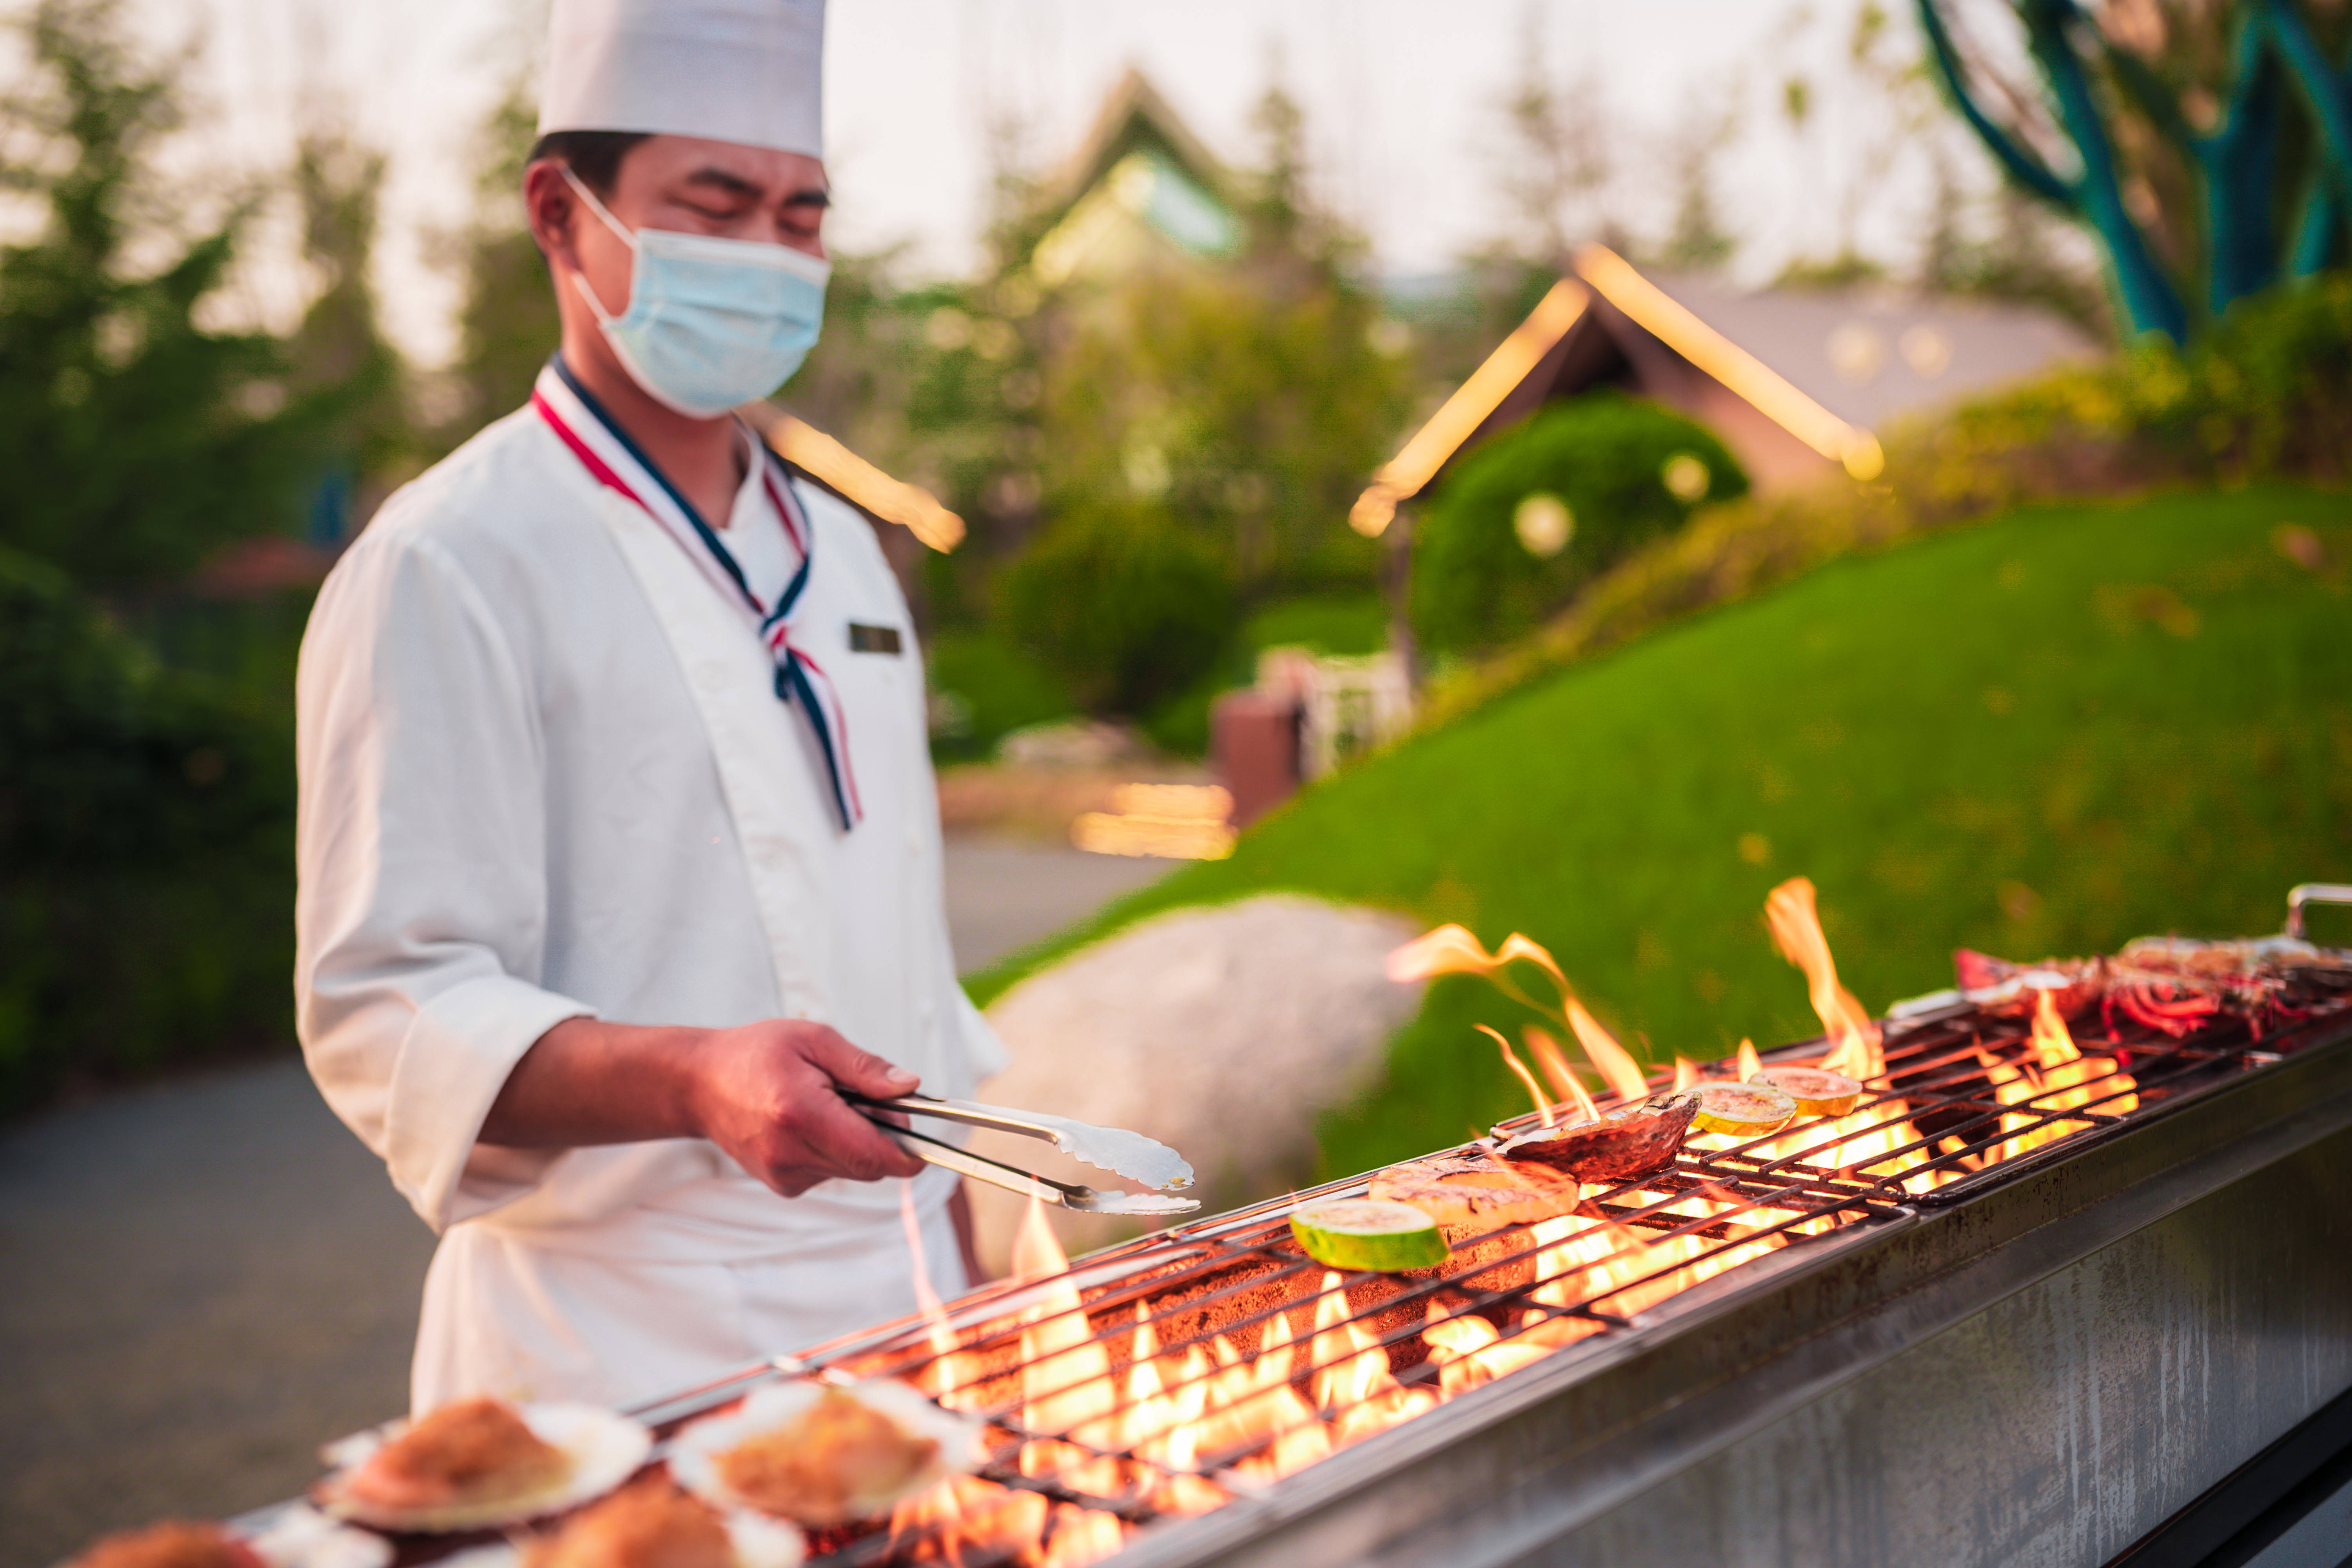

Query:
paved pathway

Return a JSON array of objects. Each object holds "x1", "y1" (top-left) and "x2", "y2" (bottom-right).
[
  {"x1": 0, "y1": 838, "x2": 1169, "y2": 1566},
  {"x1": 940, "y1": 835, "x2": 1172, "y2": 973}
]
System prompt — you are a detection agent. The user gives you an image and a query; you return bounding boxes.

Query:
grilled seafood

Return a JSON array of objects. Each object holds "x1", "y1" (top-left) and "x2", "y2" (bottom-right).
[
  {"x1": 344, "y1": 1396, "x2": 571, "y2": 1512},
  {"x1": 714, "y1": 1389, "x2": 943, "y2": 1528},
  {"x1": 1494, "y1": 1093, "x2": 1697, "y2": 1183},
  {"x1": 1955, "y1": 935, "x2": 2350, "y2": 1042},
  {"x1": 70, "y1": 1523, "x2": 262, "y2": 1568}
]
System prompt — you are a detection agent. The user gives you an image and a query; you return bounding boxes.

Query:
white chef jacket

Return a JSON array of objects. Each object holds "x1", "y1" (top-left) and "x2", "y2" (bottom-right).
[{"x1": 294, "y1": 362, "x2": 1007, "y2": 1412}]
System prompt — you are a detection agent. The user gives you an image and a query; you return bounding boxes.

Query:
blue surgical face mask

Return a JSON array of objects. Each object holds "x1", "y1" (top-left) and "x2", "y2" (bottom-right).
[{"x1": 563, "y1": 166, "x2": 831, "y2": 418}]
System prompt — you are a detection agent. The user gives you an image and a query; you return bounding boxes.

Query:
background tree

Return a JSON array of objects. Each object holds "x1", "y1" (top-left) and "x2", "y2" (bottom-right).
[
  {"x1": 1919, "y1": 0, "x2": 2352, "y2": 341},
  {"x1": 434, "y1": 82, "x2": 563, "y2": 445},
  {"x1": 288, "y1": 125, "x2": 408, "y2": 533},
  {"x1": 0, "y1": 0, "x2": 345, "y2": 591},
  {"x1": 0, "y1": 0, "x2": 369, "y2": 1111}
]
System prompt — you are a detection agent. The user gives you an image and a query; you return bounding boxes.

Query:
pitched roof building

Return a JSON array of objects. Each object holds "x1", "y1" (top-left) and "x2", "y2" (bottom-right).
[
  {"x1": 1024, "y1": 68, "x2": 1241, "y2": 288},
  {"x1": 1353, "y1": 248, "x2": 2100, "y2": 533}
]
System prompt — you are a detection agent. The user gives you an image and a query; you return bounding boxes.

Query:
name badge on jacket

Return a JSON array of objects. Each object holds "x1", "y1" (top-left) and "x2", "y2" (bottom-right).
[{"x1": 848, "y1": 622, "x2": 902, "y2": 655}]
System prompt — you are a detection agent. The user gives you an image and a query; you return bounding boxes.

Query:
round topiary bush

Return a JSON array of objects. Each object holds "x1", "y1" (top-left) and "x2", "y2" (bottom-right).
[
  {"x1": 1411, "y1": 392, "x2": 1748, "y2": 655},
  {"x1": 998, "y1": 502, "x2": 1235, "y2": 716}
]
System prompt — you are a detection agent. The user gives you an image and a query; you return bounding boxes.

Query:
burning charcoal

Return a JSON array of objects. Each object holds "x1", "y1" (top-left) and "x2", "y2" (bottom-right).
[{"x1": 1494, "y1": 1094, "x2": 1699, "y2": 1183}]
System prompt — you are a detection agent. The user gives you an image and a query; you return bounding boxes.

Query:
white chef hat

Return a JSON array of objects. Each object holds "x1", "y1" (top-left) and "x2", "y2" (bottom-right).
[{"x1": 539, "y1": 0, "x2": 825, "y2": 160}]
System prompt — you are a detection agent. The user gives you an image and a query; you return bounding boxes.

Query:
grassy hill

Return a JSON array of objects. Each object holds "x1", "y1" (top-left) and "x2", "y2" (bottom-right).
[{"x1": 965, "y1": 485, "x2": 2352, "y2": 1180}]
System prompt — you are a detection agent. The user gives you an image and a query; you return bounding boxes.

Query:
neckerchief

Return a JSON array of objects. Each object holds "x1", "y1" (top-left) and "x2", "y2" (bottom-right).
[{"x1": 532, "y1": 356, "x2": 863, "y2": 830}]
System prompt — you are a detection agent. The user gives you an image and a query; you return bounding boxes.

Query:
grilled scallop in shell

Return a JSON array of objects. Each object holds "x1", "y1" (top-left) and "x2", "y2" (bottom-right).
[{"x1": 1494, "y1": 1093, "x2": 1699, "y2": 1183}]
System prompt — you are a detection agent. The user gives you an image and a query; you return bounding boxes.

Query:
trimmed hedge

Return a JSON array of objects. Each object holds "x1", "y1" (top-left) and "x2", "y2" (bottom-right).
[
  {"x1": 998, "y1": 502, "x2": 1234, "y2": 716},
  {"x1": 1411, "y1": 392, "x2": 1748, "y2": 656},
  {"x1": 0, "y1": 549, "x2": 294, "y2": 1114}
]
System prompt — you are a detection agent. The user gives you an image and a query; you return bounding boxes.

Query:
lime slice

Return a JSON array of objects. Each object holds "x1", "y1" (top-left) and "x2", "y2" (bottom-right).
[
  {"x1": 1690, "y1": 1081, "x2": 1798, "y2": 1138},
  {"x1": 1290, "y1": 1198, "x2": 1450, "y2": 1271},
  {"x1": 1749, "y1": 1065, "x2": 1862, "y2": 1117}
]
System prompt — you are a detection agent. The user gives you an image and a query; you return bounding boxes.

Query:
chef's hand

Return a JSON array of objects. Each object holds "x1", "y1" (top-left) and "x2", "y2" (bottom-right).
[
  {"x1": 482, "y1": 1016, "x2": 927, "y2": 1194},
  {"x1": 686, "y1": 1019, "x2": 929, "y2": 1195}
]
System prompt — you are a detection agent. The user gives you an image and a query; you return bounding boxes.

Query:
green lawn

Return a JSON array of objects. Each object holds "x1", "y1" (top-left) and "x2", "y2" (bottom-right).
[{"x1": 966, "y1": 486, "x2": 2352, "y2": 1181}]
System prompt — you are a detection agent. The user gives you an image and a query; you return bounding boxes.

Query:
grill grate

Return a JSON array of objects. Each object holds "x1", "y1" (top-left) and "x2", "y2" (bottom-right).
[{"x1": 677, "y1": 975, "x2": 2352, "y2": 1568}]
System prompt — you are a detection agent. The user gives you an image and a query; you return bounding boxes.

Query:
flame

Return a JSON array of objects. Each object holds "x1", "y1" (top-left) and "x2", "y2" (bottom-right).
[
  {"x1": 886, "y1": 1474, "x2": 1128, "y2": 1568},
  {"x1": 1522, "y1": 1025, "x2": 1583, "y2": 1107},
  {"x1": 1764, "y1": 878, "x2": 1882, "y2": 1082},
  {"x1": 1480, "y1": 1024, "x2": 1555, "y2": 1127},
  {"x1": 1973, "y1": 991, "x2": 2139, "y2": 1165},
  {"x1": 1736, "y1": 1039, "x2": 1762, "y2": 1080},
  {"x1": 1385, "y1": 924, "x2": 1506, "y2": 983},
  {"x1": 1309, "y1": 1272, "x2": 1434, "y2": 1444},
  {"x1": 1565, "y1": 1000, "x2": 1652, "y2": 1103},
  {"x1": 872, "y1": 991, "x2": 2149, "y2": 1568},
  {"x1": 1037, "y1": 1507, "x2": 1128, "y2": 1568},
  {"x1": 1009, "y1": 1192, "x2": 1121, "y2": 1490},
  {"x1": 901, "y1": 1181, "x2": 978, "y2": 1409},
  {"x1": 1560, "y1": 1062, "x2": 1601, "y2": 1124},
  {"x1": 1673, "y1": 1057, "x2": 1698, "y2": 1092}
]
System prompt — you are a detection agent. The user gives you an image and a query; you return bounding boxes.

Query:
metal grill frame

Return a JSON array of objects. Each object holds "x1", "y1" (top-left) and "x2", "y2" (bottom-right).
[{"x1": 619, "y1": 975, "x2": 2352, "y2": 1568}]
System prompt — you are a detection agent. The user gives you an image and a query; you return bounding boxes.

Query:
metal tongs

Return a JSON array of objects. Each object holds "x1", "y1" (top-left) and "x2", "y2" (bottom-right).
[{"x1": 849, "y1": 1092, "x2": 1199, "y2": 1216}]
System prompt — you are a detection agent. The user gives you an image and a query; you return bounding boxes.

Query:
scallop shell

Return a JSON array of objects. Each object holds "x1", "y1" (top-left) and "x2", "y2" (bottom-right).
[
  {"x1": 313, "y1": 1404, "x2": 651, "y2": 1534},
  {"x1": 669, "y1": 1379, "x2": 981, "y2": 1528},
  {"x1": 243, "y1": 1506, "x2": 393, "y2": 1568},
  {"x1": 1494, "y1": 1093, "x2": 1697, "y2": 1183}
]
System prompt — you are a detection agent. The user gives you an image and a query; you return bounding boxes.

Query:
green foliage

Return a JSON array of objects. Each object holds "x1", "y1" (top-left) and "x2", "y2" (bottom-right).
[
  {"x1": 1243, "y1": 594, "x2": 1388, "y2": 658},
  {"x1": 1405, "y1": 274, "x2": 2352, "y2": 732},
  {"x1": 0, "y1": 0, "x2": 344, "y2": 590},
  {"x1": 0, "y1": 548, "x2": 294, "y2": 1112},
  {"x1": 1918, "y1": 0, "x2": 2352, "y2": 343},
  {"x1": 1037, "y1": 267, "x2": 1406, "y2": 601},
  {"x1": 924, "y1": 632, "x2": 1075, "y2": 761},
  {"x1": 1412, "y1": 394, "x2": 1748, "y2": 656},
  {"x1": 964, "y1": 487, "x2": 2352, "y2": 1184},
  {"x1": 437, "y1": 82, "x2": 561, "y2": 443},
  {"x1": 998, "y1": 503, "x2": 1234, "y2": 716},
  {"x1": 2131, "y1": 274, "x2": 2352, "y2": 476}
]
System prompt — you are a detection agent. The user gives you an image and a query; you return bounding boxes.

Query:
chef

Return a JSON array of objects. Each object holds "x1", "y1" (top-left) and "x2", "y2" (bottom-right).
[{"x1": 293, "y1": 0, "x2": 1007, "y2": 1412}]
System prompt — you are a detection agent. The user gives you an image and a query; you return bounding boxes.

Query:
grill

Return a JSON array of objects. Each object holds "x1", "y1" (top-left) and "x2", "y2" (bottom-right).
[{"x1": 603, "y1": 915, "x2": 2352, "y2": 1568}]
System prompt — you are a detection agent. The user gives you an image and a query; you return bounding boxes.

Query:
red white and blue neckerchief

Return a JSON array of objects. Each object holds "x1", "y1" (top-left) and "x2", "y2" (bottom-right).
[{"x1": 532, "y1": 356, "x2": 863, "y2": 831}]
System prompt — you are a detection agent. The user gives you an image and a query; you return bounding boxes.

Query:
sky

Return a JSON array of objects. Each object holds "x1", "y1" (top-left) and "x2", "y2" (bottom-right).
[{"x1": 126, "y1": 0, "x2": 2000, "y2": 367}]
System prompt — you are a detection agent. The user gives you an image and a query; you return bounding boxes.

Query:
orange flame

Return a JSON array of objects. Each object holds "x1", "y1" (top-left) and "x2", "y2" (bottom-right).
[
  {"x1": 1522, "y1": 1025, "x2": 1581, "y2": 1107},
  {"x1": 1975, "y1": 991, "x2": 2139, "y2": 1165},
  {"x1": 1673, "y1": 1057, "x2": 1698, "y2": 1092},
  {"x1": 1764, "y1": 878, "x2": 1883, "y2": 1082},
  {"x1": 1560, "y1": 1062, "x2": 1601, "y2": 1123},
  {"x1": 1566, "y1": 1000, "x2": 1651, "y2": 1103},
  {"x1": 901, "y1": 1181, "x2": 977, "y2": 1409},
  {"x1": 1479, "y1": 1024, "x2": 1555, "y2": 1127},
  {"x1": 1736, "y1": 1039, "x2": 1762, "y2": 1080}
]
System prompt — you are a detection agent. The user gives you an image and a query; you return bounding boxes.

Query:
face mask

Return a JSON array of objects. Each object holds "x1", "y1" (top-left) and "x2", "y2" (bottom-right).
[{"x1": 563, "y1": 167, "x2": 831, "y2": 418}]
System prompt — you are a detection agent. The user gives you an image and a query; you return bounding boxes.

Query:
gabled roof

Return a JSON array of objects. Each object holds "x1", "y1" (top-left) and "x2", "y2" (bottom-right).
[
  {"x1": 761, "y1": 415, "x2": 964, "y2": 553},
  {"x1": 1041, "y1": 67, "x2": 1235, "y2": 221},
  {"x1": 1027, "y1": 68, "x2": 1241, "y2": 285},
  {"x1": 1352, "y1": 247, "x2": 2096, "y2": 531}
]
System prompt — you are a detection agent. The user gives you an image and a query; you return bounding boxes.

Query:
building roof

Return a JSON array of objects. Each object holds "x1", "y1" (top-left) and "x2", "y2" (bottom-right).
[
  {"x1": 761, "y1": 414, "x2": 965, "y2": 552},
  {"x1": 1352, "y1": 249, "x2": 2100, "y2": 530},
  {"x1": 1027, "y1": 68, "x2": 1241, "y2": 286},
  {"x1": 1638, "y1": 270, "x2": 2099, "y2": 434}
]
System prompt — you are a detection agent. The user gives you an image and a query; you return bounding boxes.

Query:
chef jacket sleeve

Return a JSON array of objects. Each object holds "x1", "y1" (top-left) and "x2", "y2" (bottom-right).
[{"x1": 295, "y1": 528, "x2": 595, "y2": 1232}]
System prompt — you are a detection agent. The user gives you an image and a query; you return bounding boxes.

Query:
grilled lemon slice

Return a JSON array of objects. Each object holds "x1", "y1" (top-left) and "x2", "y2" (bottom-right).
[
  {"x1": 1749, "y1": 1065, "x2": 1862, "y2": 1118},
  {"x1": 1690, "y1": 1082, "x2": 1798, "y2": 1138}
]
